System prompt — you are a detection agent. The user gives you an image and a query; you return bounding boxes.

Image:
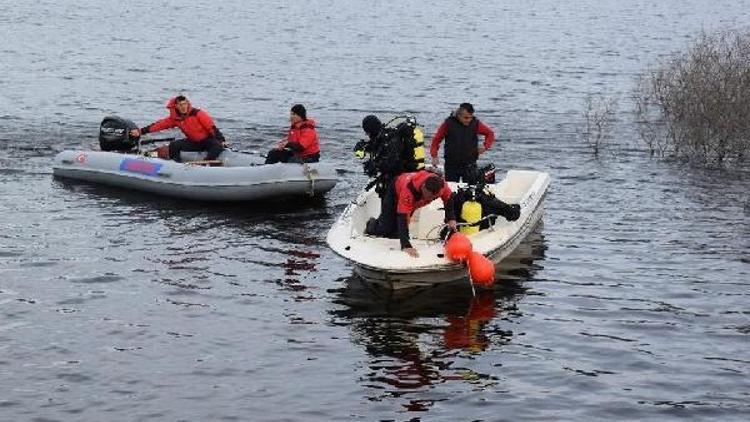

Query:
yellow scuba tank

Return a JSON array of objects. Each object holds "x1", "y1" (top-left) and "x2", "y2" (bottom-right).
[
  {"x1": 413, "y1": 126, "x2": 426, "y2": 170},
  {"x1": 460, "y1": 199, "x2": 482, "y2": 235}
]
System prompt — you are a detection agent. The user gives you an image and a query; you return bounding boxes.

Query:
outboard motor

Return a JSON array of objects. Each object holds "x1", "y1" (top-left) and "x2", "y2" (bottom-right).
[
  {"x1": 99, "y1": 116, "x2": 140, "y2": 152},
  {"x1": 463, "y1": 163, "x2": 497, "y2": 185},
  {"x1": 480, "y1": 163, "x2": 496, "y2": 184}
]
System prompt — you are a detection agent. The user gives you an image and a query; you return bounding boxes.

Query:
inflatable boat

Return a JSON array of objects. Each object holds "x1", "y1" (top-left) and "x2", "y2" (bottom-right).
[
  {"x1": 52, "y1": 149, "x2": 338, "y2": 201},
  {"x1": 51, "y1": 115, "x2": 337, "y2": 201},
  {"x1": 326, "y1": 170, "x2": 550, "y2": 289}
]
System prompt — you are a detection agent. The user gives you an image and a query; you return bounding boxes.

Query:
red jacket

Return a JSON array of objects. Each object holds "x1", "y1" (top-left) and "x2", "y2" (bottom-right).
[
  {"x1": 395, "y1": 170, "x2": 454, "y2": 219},
  {"x1": 286, "y1": 119, "x2": 320, "y2": 158},
  {"x1": 143, "y1": 97, "x2": 219, "y2": 143},
  {"x1": 430, "y1": 118, "x2": 495, "y2": 159}
]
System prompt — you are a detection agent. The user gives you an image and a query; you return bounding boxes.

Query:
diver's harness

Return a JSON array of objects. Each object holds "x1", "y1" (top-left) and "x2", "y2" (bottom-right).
[{"x1": 354, "y1": 115, "x2": 426, "y2": 196}]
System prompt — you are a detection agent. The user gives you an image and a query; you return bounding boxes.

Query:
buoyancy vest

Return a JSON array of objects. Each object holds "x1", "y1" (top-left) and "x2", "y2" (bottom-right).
[
  {"x1": 372, "y1": 121, "x2": 424, "y2": 176},
  {"x1": 443, "y1": 116, "x2": 479, "y2": 166}
]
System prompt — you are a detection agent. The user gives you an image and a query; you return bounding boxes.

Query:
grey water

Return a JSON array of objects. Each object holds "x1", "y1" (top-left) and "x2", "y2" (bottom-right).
[{"x1": 1, "y1": 0, "x2": 749, "y2": 420}]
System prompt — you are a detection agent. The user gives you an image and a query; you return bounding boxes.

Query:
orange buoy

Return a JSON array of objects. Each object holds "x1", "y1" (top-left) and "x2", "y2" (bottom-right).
[
  {"x1": 444, "y1": 232, "x2": 473, "y2": 262},
  {"x1": 468, "y1": 251, "x2": 495, "y2": 287}
]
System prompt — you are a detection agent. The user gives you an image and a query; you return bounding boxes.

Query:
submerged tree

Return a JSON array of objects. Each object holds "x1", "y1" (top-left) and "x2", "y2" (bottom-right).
[
  {"x1": 634, "y1": 30, "x2": 750, "y2": 165},
  {"x1": 582, "y1": 94, "x2": 617, "y2": 157}
]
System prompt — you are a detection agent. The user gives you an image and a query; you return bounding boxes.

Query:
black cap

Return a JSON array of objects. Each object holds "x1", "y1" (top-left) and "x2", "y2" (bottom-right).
[
  {"x1": 291, "y1": 104, "x2": 307, "y2": 120},
  {"x1": 459, "y1": 102, "x2": 474, "y2": 114},
  {"x1": 362, "y1": 115, "x2": 382, "y2": 138}
]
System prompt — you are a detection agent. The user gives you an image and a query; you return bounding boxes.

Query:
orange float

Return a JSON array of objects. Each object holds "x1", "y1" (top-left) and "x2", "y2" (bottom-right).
[
  {"x1": 444, "y1": 232, "x2": 473, "y2": 262},
  {"x1": 467, "y1": 251, "x2": 495, "y2": 287}
]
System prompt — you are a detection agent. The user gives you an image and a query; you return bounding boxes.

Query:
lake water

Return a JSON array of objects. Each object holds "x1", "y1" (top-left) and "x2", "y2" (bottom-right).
[{"x1": 1, "y1": 0, "x2": 749, "y2": 420}]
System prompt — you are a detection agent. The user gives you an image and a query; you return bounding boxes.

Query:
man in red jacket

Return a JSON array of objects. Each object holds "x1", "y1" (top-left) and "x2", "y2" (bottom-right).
[
  {"x1": 265, "y1": 104, "x2": 321, "y2": 164},
  {"x1": 129, "y1": 95, "x2": 226, "y2": 162},
  {"x1": 430, "y1": 103, "x2": 495, "y2": 182},
  {"x1": 366, "y1": 170, "x2": 457, "y2": 258}
]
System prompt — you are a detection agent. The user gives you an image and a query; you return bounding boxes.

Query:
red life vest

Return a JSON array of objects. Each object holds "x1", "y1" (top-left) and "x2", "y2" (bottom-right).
[
  {"x1": 395, "y1": 170, "x2": 453, "y2": 218},
  {"x1": 144, "y1": 97, "x2": 217, "y2": 143},
  {"x1": 287, "y1": 119, "x2": 320, "y2": 157}
]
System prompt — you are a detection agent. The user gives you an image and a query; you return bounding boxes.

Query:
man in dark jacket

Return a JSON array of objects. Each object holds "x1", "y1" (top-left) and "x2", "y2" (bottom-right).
[
  {"x1": 130, "y1": 95, "x2": 226, "y2": 162},
  {"x1": 430, "y1": 103, "x2": 495, "y2": 182},
  {"x1": 366, "y1": 170, "x2": 457, "y2": 258}
]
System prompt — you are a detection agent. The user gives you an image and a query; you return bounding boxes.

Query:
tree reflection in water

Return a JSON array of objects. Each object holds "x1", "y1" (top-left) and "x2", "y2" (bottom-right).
[{"x1": 331, "y1": 226, "x2": 547, "y2": 411}]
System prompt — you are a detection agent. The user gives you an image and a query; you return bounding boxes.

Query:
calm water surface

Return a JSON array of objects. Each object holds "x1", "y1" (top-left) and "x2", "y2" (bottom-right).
[{"x1": 1, "y1": 1, "x2": 749, "y2": 421}]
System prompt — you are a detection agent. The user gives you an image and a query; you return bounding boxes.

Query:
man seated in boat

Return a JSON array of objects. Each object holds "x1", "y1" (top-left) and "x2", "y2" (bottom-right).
[
  {"x1": 429, "y1": 102, "x2": 496, "y2": 182},
  {"x1": 265, "y1": 104, "x2": 321, "y2": 164},
  {"x1": 129, "y1": 95, "x2": 226, "y2": 163},
  {"x1": 366, "y1": 170, "x2": 458, "y2": 258}
]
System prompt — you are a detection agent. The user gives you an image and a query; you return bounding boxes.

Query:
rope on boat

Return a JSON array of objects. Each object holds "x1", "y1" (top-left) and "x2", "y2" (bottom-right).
[
  {"x1": 303, "y1": 163, "x2": 317, "y2": 197},
  {"x1": 425, "y1": 214, "x2": 502, "y2": 240}
]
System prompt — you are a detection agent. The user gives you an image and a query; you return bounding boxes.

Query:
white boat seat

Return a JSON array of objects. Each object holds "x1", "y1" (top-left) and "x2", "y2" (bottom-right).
[{"x1": 409, "y1": 206, "x2": 445, "y2": 240}]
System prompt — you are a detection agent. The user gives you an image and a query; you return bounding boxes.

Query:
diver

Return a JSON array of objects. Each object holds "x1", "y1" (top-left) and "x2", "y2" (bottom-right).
[
  {"x1": 356, "y1": 114, "x2": 426, "y2": 196},
  {"x1": 451, "y1": 165, "x2": 521, "y2": 234}
]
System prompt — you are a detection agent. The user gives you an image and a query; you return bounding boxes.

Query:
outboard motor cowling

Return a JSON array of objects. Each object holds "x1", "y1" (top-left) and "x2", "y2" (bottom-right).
[
  {"x1": 462, "y1": 163, "x2": 497, "y2": 185},
  {"x1": 99, "y1": 116, "x2": 140, "y2": 152}
]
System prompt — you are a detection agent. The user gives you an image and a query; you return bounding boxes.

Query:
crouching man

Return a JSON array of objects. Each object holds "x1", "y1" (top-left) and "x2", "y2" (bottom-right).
[{"x1": 366, "y1": 170, "x2": 457, "y2": 258}]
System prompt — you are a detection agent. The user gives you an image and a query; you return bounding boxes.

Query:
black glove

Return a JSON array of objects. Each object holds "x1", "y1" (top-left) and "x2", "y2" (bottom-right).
[
  {"x1": 505, "y1": 204, "x2": 521, "y2": 221},
  {"x1": 490, "y1": 199, "x2": 521, "y2": 222}
]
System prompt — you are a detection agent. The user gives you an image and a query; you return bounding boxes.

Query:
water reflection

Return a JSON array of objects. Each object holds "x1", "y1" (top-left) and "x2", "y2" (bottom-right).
[
  {"x1": 52, "y1": 177, "x2": 330, "y2": 297},
  {"x1": 332, "y1": 227, "x2": 547, "y2": 410},
  {"x1": 52, "y1": 177, "x2": 329, "y2": 220},
  {"x1": 276, "y1": 245, "x2": 321, "y2": 295},
  {"x1": 442, "y1": 291, "x2": 498, "y2": 352}
]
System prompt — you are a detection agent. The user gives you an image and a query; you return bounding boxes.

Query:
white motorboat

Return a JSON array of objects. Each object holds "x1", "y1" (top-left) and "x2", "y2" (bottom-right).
[{"x1": 326, "y1": 170, "x2": 551, "y2": 289}]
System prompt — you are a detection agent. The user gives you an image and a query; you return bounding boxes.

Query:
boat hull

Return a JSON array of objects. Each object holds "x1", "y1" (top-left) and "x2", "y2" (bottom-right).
[
  {"x1": 353, "y1": 198, "x2": 546, "y2": 289},
  {"x1": 52, "y1": 150, "x2": 338, "y2": 201}
]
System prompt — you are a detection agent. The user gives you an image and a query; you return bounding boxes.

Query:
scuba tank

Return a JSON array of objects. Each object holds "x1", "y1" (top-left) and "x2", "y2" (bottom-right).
[
  {"x1": 413, "y1": 126, "x2": 426, "y2": 170},
  {"x1": 460, "y1": 187, "x2": 482, "y2": 235},
  {"x1": 384, "y1": 116, "x2": 425, "y2": 172}
]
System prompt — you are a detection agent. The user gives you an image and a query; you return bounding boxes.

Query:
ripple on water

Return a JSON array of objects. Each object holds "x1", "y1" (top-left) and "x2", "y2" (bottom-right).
[{"x1": 1, "y1": 1, "x2": 750, "y2": 420}]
